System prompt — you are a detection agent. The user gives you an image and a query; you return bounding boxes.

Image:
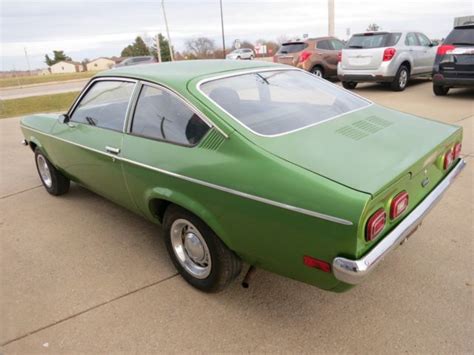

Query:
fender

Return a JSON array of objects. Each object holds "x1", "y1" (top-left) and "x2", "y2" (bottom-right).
[{"x1": 144, "y1": 186, "x2": 236, "y2": 251}]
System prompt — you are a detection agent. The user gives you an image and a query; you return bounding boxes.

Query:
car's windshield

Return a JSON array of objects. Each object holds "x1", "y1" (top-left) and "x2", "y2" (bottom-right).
[
  {"x1": 346, "y1": 32, "x2": 401, "y2": 48},
  {"x1": 200, "y1": 70, "x2": 370, "y2": 136}
]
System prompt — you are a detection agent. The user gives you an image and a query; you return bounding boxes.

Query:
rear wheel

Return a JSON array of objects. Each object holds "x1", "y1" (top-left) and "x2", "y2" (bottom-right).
[
  {"x1": 163, "y1": 205, "x2": 242, "y2": 293},
  {"x1": 34, "y1": 148, "x2": 70, "y2": 196},
  {"x1": 433, "y1": 84, "x2": 449, "y2": 96},
  {"x1": 391, "y1": 65, "x2": 409, "y2": 91},
  {"x1": 311, "y1": 66, "x2": 324, "y2": 78},
  {"x1": 342, "y1": 81, "x2": 357, "y2": 89}
]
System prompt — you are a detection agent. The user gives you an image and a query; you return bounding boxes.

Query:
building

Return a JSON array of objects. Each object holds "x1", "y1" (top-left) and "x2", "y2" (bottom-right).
[
  {"x1": 86, "y1": 57, "x2": 124, "y2": 71},
  {"x1": 50, "y1": 61, "x2": 84, "y2": 74}
]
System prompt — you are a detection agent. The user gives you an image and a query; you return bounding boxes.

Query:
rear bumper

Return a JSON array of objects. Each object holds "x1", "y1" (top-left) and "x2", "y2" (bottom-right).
[
  {"x1": 433, "y1": 73, "x2": 474, "y2": 87},
  {"x1": 332, "y1": 158, "x2": 466, "y2": 285},
  {"x1": 338, "y1": 74, "x2": 394, "y2": 83}
]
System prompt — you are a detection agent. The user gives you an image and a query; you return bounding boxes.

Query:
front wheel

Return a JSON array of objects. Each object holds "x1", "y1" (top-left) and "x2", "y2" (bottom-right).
[
  {"x1": 34, "y1": 148, "x2": 70, "y2": 196},
  {"x1": 163, "y1": 205, "x2": 242, "y2": 293},
  {"x1": 391, "y1": 65, "x2": 409, "y2": 91},
  {"x1": 311, "y1": 66, "x2": 324, "y2": 78},
  {"x1": 249, "y1": 55, "x2": 254, "y2": 60},
  {"x1": 433, "y1": 84, "x2": 449, "y2": 96},
  {"x1": 342, "y1": 81, "x2": 357, "y2": 89}
]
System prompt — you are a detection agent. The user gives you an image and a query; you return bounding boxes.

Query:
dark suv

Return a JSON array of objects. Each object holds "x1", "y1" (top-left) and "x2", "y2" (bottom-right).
[{"x1": 432, "y1": 24, "x2": 474, "y2": 95}]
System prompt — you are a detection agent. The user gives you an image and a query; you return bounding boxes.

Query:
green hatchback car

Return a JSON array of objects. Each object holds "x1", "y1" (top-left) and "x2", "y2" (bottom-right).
[{"x1": 21, "y1": 60, "x2": 465, "y2": 293}]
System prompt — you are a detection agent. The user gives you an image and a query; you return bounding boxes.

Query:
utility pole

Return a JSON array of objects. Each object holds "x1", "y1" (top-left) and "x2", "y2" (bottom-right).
[
  {"x1": 156, "y1": 34, "x2": 162, "y2": 62},
  {"x1": 161, "y1": 0, "x2": 174, "y2": 61},
  {"x1": 24, "y1": 47, "x2": 31, "y2": 74},
  {"x1": 328, "y1": 0, "x2": 335, "y2": 37},
  {"x1": 219, "y1": 0, "x2": 226, "y2": 58}
]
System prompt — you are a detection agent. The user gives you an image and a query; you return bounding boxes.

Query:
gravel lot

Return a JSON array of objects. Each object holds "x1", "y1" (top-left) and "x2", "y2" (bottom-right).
[{"x1": 1, "y1": 79, "x2": 472, "y2": 353}]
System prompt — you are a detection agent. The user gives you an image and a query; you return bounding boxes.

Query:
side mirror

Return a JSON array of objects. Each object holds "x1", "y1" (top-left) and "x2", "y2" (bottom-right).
[
  {"x1": 429, "y1": 42, "x2": 435, "y2": 47},
  {"x1": 58, "y1": 113, "x2": 69, "y2": 124}
]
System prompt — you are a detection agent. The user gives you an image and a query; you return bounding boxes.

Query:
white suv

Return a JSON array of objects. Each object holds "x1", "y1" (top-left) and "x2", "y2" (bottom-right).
[
  {"x1": 338, "y1": 31, "x2": 437, "y2": 91},
  {"x1": 226, "y1": 48, "x2": 255, "y2": 60}
]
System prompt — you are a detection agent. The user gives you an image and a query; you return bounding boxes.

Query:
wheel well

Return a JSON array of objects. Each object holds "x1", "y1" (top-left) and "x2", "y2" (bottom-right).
[
  {"x1": 311, "y1": 64, "x2": 324, "y2": 73},
  {"x1": 401, "y1": 61, "x2": 411, "y2": 73},
  {"x1": 149, "y1": 199, "x2": 172, "y2": 223},
  {"x1": 29, "y1": 141, "x2": 37, "y2": 152}
]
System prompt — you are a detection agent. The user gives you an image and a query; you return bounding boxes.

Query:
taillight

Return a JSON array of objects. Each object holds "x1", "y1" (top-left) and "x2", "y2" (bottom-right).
[
  {"x1": 299, "y1": 51, "x2": 311, "y2": 62},
  {"x1": 437, "y1": 44, "x2": 455, "y2": 56},
  {"x1": 366, "y1": 209, "x2": 386, "y2": 241},
  {"x1": 453, "y1": 143, "x2": 462, "y2": 160},
  {"x1": 390, "y1": 191, "x2": 409, "y2": 220},
  {"x1": 383, "y1": 48, "x2": 396, "y2": 61},
  {"x1": 337, "y1": 51, "x2": 342, "y2": 62},
  {"x1": 303, "y1": 256, "x2": 331, "y2": 272},
  {"x1": 443, "y1": 149, "x2": 454, "y2": 170}
]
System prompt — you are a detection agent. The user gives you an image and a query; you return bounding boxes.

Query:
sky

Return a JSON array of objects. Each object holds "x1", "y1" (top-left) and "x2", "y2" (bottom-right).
[{"x1": 1, "y1": 0, "x2": 472, "y2": 71}]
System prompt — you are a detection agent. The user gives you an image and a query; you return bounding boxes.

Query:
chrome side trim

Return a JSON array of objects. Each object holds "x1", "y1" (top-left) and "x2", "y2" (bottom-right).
[
  {"x1": 19, "y1": 124, "x2": 353, "y2": 226},
  {"x1": 195, "y1": 67, "x2": 373, "y2": 138},
  {"x1": 332, "y1": 158, "x2": 466, "y2": 285}
]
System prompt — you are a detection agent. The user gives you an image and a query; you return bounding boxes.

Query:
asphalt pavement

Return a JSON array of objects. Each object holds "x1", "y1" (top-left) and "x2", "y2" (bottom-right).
[
  {"x1": 0, "y1": 80, "x2": 473, "y2": 353},
  {"x1": 0, "y1": 79, "x2": 88, "y2": 100}
]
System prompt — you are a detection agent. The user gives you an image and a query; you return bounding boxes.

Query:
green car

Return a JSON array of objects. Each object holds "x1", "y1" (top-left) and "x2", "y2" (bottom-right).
[{"x1": 20, "y1": 60, "x2": 465, "y2": 293}]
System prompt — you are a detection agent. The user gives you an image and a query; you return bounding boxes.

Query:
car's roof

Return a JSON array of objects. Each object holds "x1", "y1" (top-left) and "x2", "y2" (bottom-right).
[{"x1": 98, "y1": 59, "x2": 280, "y2": 89}]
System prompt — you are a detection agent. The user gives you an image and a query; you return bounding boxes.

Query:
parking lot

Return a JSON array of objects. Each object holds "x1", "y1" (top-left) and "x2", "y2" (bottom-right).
[{"x1": 0, "y1": 80, "x2": 473, "y2": 353}]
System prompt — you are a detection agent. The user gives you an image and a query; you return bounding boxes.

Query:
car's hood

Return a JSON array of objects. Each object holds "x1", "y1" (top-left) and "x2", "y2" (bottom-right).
[{"x1": 250, "y1": 105, "x2": 459, "y2": 195}]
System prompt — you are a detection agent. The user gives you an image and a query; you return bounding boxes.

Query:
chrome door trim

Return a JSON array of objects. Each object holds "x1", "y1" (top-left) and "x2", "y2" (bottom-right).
[
  {"x1": 195, "y1": 67, "x2": 373, "y2": 138},
  {"x1": 20, "y1": 124, "x2": 353, "y2": 226}
]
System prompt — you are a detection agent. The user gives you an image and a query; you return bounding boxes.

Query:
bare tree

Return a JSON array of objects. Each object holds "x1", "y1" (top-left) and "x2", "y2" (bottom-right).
[
  {"x1": 185, "y1": 37, "x2": 216, "y2": 59},
  {"x1": 366, "y1": 23, "x2": 381, "y2": 31},
  {"x1": 276, "y1": 35, "x2": 290, "y2": 44}
]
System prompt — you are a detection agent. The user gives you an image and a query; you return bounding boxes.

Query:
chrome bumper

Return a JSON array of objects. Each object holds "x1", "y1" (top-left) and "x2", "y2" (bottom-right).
[{"x1": 333, "y1": 159, "x2": 466, "y2": 285}]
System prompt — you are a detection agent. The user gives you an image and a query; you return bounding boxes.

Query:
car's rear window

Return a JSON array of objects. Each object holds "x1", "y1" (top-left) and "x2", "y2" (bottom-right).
[
  {"x1": 346, "y1": 32, "x2": 401, "y2": 48},
  {"x1": 277, "y1": 42, "x2": 308, "y2": 54},
  {"x1": 200, "y1": 70, "x2": 370, "y2": 136},
  {"x1": 444, "y1": 27, "x2": 474, "y2": 45}
]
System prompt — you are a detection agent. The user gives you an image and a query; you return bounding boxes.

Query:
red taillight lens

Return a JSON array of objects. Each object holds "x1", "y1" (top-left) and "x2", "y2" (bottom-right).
[
  {"x1": 453, "y1": 143, "x2": 462, "y2": 160},
  {"x1": 437, "y1": 44, "x2": 455, "y2": 56},
  {"x1": 337, "y1": 51, "x2": 342, "y2": 62},
  {"x1": 303, "y1": 256, "x2": 331, "y2": 272},
  {"x1": 383, "y1": 48, "x2": 396, "y2": 61},
  {"x1": 366, "y1": 209, "x2": 386, "y2": 241},
  {"x1": 299, "y1": 51, "x2": 311, "y2": 62},
  {"x1": 390, "y1": 191, "x2": 409, "y2": 220},
  {"x1": 443, "y1": 149, "x2": 454, "y2": 169}
]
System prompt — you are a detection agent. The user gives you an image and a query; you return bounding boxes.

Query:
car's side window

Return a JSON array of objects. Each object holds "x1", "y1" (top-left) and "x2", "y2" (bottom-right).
[
  {"x1": 316, "y1": 40, "x2": 330, "y2": 50},
  {"x1": 416, "y1": 33, "x2": 431, "y2": 46},
  {"x1": 70, "y1": 80, "x2": 135, "y2": 132},
  {"x1": 405, "y1": 33, "x2": 419, "y2": 46},
  {"x1": 131, "y1": 85, "x2": 210, "y2": 146}
]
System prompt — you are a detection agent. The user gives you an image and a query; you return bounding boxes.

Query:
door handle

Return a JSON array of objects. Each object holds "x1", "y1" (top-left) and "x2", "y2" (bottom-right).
[
  {"x1": 105, "y1": 146, "x2": 120, "y2": 155},
  {"x1": 67, "y1": 122, "x2": 77, "y2": 128}
]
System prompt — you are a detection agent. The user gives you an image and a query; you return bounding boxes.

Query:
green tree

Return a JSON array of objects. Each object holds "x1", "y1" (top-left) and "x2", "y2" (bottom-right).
[
  {"x1": 150, "y1": 33, "x2": 172, "y2": 62},
  {"x1": 121, "y1": 36, "x2": 150, "y2": 57},
  {"x1": 44, "y1": 50, "x2": 72, "y2": 66}
]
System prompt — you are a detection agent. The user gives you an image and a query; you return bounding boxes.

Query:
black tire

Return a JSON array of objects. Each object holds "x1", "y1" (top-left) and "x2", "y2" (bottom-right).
[
  {"x1": 342, "y1": 81, "x2": 357, "y2": 89},
  {"x1": 236, "y1": 56, "x2": 241, "y2": 60},
  {"x1": 34, "y1": 148, "x2": 70, "y2": 196},
  {"x1": 433, "y1": 84, "x2": 449, "y2": 96},
  {"x1": 391, "y1": 65, "x2": 410, "y2": 91},
  {"x1": 163, "y1": 205, "x2": 242, "y2": 293},
  {"x1": 250, "y1": 55, "x2": 254, "y2": 60},
  {"x1": 311, "y1": 66, "x2": 324, "y2": 78}
]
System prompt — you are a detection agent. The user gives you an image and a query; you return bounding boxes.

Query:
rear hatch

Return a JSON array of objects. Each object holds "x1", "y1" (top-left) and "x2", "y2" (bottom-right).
[
  {"x1": 342, "y1": 32, "x2": 401, "y2": 70},
  {"x1": 274, "y1": 42, "x2": 308, "y2": 66},
  {"x1": 253, "y1": 105, "x2": 460, "y2": 195},
  {"x1": 438, "y1": 26, "x2": 474, "y2": 77}
]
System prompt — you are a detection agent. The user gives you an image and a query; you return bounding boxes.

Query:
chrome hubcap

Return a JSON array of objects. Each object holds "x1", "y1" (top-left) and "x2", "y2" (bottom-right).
[
  {"x1": 399, "y1": 70, "x2": 408, "y2": 88},
  {"x1": 170, "y1": 219, "x2": 211, "y2": 279},
  {"x1": 314, "y1": 69, "x2": 322, "y2": 77},
  {"x1": 36, "y1": 154, "x2": 52, "y2": 188}
]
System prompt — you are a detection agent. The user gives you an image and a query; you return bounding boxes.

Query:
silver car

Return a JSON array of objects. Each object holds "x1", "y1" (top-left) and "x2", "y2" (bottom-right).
[
  {"x1": 226, "y1": 48, "x2": 255, "y2": 60},
  {"x1": 338, "y1": 31, "x2": 437, "y2": 91}
]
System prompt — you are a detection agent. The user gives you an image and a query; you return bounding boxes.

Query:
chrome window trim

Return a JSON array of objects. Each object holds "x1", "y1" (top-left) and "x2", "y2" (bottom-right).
[
  {"x1": 195, "y1": 67, "x2": 373, "y2": 138},
  {"x1": 67, "y1": 77, "x2": 138, "y2": 132},
  {"x1": 20, "y1": 124, "x2": 353, "y2": 226}
]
